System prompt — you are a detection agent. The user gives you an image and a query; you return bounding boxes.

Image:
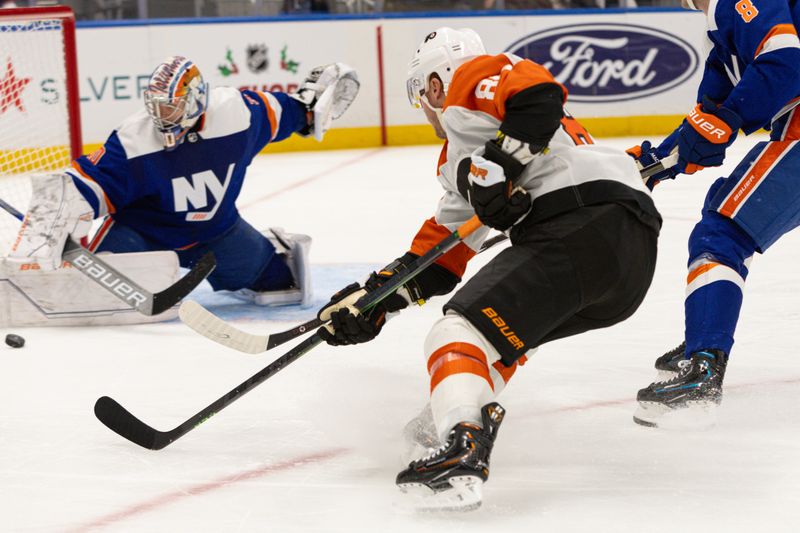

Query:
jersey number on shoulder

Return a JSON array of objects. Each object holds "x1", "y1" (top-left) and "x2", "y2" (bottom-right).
[
  {"x1": 172, "y1": 163, "x2": 235, "y2": 222},
  {"x1": 735, "y1": 0, "x2": 758, "y2": 23},
  {"x1": 561, "y1": 112, "x2": 594, "y2": 146}
]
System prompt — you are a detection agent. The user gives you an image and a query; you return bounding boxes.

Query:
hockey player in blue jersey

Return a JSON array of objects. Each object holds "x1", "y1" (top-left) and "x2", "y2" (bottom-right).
[
  {"x1": 6, "y1": 56, "x2": 359, "y2": 309},
  {"x1": 629, "y1": 0, "x2": 800, "y2": 426}
]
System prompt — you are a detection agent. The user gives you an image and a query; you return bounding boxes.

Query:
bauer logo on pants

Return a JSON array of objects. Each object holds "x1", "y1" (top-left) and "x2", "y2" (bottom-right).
[
  {"x1": 71, "y1": 253, "x2": 147, "y2": 307},
  {"x1": 506, "y1": 23, "x2": 699, "y2": 102},
  {"x1": 482, "y1": 307, "x2": 525, "y2": 350}
]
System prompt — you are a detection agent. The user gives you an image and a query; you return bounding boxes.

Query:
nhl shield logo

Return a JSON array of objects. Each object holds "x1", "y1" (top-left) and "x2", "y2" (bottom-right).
[{"x1": 246, "y1": 44, "x2": 269, "y2": 74}]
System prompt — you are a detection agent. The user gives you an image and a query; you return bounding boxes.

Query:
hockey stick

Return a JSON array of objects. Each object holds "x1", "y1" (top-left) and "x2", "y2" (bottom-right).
[
  {"x1": 95, "y1": 215, "x2": 485, "y2": 449},
  {"x1": 178, "y1": 156, "x2": 670, "y2": 353},
  {"x1": 179, "y1": 225, "x2": 510, "y2": 354},
  {"x1": 0, "y1": 198, "x2": 216, "y2": 316}
]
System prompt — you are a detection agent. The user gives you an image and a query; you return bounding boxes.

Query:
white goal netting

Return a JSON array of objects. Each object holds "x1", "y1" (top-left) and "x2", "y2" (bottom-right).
[{"x1": 0, "y1": 12, "x2": 77, "y2": 255}]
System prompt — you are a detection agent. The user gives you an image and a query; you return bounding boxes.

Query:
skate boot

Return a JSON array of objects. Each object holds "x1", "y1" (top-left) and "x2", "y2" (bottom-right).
[
  {"x1": 396, "y1": 402, "x2": 505, "y2": 511},
  {"x1": 654, "y1": 341, "x2": 690, "y2": 381},
  {"x1": 634, "y1": 349, "x2": 727, "y2": 429}
]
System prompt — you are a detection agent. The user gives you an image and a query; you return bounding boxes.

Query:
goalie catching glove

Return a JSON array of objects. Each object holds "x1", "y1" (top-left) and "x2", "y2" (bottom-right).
[
  {"x1": 467, "y1": 133, "x2": 538, "y2": 232},
  {"x1": 6, "y1": 174, "x2": 94, "y2": 271},
  {"x1": 290, "y1": 63, "x2": 360, "y2": 142}
]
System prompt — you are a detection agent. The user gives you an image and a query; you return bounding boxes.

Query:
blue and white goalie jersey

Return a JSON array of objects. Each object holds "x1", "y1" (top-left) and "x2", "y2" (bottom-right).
[
  {"x1": 66, "y1": 87, "x2": 306, "y2": 249},
  {"x1": 699, "y1": 0, "x2": 800, "y2": 133}
]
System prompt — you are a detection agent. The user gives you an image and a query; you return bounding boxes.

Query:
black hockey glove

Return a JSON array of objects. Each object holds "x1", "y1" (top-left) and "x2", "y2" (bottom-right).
[
  {"x1": 317, "y1": 268, "x2": 411, "y2": 346},
  {"x1": 467, "y1": 137, "x2": 534, "y2": 232}
]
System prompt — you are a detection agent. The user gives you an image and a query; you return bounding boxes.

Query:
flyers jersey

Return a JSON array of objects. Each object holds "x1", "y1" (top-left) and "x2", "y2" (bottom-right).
[
  {"x1": 408, "y1": 53, "x2": 657, "y2": 278},
  {"x1": 66, "y1": 87, "x2": 306, "y2": 250},
  {"x1": 699, "y1": 0, "x2": 800, "y2": 134}
]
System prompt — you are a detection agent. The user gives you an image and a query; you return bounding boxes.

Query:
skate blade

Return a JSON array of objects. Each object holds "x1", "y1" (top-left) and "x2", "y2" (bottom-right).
[
  {"x1": 397, "y1": 476, "x2": 484, "y2": 512},
  {"x1": 634, "y1": 400, "x2": 719, "y2": 430}
]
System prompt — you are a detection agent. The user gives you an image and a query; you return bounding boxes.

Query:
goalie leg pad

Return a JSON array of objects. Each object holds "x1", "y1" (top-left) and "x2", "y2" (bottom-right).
[
  {"x1": 235, "y1": 228, "x2": 313, "y2": 308},
  {"x1": 0, "y1": 251, "x2": 180, "y2": 327}
]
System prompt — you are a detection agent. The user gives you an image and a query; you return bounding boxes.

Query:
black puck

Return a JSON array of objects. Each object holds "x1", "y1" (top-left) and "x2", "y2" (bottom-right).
[{"x1": 5, "y1": 334, "x2": 25, "y2": 348}]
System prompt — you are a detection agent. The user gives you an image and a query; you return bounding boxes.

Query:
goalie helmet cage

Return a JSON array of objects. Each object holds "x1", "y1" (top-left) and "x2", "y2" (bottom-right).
[{"x1": 0, "y1": 5, "x2": 82, "y2": 254}]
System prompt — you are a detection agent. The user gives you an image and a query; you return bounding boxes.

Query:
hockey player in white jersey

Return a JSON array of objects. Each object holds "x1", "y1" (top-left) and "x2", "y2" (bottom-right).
[
  {"x1": 314, "y1": 28, "x2": 662, "y2": 510},
  {"x1": 1, "y1": 56, "x2": 358, "y2": 326}
]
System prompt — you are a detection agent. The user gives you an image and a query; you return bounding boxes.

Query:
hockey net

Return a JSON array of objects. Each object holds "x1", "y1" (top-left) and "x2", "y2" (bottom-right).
[{"x1": 0, "y1": 6, "x2": 81, "y2": 255}]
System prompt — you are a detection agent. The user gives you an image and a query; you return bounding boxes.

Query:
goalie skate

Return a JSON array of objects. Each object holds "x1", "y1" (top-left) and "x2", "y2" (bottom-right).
[{"x1": 396, "y1": 402, "x2": 504, "y2": 512}]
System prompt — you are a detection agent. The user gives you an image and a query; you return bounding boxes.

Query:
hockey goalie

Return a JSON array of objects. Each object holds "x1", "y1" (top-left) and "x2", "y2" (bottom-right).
[{"x1": 0, "y1": 55, "x2": 359, "y2": 327}]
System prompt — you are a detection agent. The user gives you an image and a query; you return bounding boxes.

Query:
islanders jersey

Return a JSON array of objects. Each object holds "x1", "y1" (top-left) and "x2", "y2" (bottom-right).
[
  {"x1": 67, "y1": 87, "x2": 306, "y2": 249},
  {"x1": 406, "y1": 53, "x2": 660, "y2": 279},
  {"x1": 698, "y1": 0, "x2": 800, "y2": 133}
]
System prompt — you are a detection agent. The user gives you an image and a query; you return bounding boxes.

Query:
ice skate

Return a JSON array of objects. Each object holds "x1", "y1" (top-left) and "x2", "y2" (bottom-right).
[
  {"x1": 653, "y1": 341, "x2": 690, "y2": 381},
  {"x1": 634, "y1": 349, "x2": 727, "y2": 429},
  {"x1": 396, "y1": 402, "x2": 504, "y2": 512}
]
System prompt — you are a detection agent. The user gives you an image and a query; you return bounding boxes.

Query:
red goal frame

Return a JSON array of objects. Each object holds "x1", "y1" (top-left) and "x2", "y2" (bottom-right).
[{"x1": 0, "y1": 5, "x2": 82, "y2": 160}]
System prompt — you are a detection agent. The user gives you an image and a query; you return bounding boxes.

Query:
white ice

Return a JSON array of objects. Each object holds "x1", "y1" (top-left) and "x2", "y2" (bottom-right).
[{"x1": 3, "y1": 135, "x2": 800, "y2": 532}]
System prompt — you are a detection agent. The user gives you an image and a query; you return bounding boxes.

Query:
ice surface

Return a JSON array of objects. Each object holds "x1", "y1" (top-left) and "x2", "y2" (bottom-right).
[{"x1": 2, "y1": 136, "x2": 800, "y2": 532}]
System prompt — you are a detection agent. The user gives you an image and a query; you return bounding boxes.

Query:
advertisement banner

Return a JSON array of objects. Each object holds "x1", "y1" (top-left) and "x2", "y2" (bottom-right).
[{"x1": 71, "y1": 10, "x2": 709, "y2": 150}]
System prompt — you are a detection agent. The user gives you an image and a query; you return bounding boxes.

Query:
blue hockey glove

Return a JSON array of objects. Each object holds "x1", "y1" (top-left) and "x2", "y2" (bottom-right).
[
  {"x1": 626, "y1": 139, "x2": 678, "y2": 190},
  {"x1": 676, "y1": 96, "x2": 742, "y2": 174}
]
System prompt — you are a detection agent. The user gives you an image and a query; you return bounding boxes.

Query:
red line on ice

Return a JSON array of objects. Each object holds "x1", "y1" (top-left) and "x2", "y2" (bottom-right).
[
  {"x1": 238, "y1": 148, "x2": 384, "y2": 211},
  {"x1": 68, "y1": 447, "x2": 347, "y2": 532}
]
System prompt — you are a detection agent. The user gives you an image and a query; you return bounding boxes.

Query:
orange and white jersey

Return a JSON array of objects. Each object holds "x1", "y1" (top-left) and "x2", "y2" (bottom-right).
[
  {"x1": 404, "y1": 54, "x2": 657, "y2": 280},
  {"x1": 436, "y1": 54, "x2": 650, "y2": 229}
]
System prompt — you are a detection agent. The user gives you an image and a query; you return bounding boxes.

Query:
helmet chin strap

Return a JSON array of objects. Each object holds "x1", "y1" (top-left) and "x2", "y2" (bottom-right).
[{"x1": 685, "y1": 0, "x2": 698, "y2": 10}]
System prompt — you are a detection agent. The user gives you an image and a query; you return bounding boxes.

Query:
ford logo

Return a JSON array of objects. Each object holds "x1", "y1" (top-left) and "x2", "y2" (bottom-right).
[{"x1": 506, "y1": 23, "x2": 699, "y2": 102}]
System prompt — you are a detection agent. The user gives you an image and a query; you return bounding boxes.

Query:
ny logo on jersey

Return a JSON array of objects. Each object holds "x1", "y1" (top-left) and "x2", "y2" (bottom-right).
[{"x1": 171, "y1": 163, "x2": 235, "y2": 222}]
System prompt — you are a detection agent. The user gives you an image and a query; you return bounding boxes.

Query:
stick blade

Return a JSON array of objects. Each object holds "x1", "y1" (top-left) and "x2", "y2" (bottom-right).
[
  {"x1": 94, "y1": 396, "x2": 172, "y2": 450},
  {"x1": 150, "y1": 252, "x2": 216, "y2": 315},
  {"x1": 178, "y1": 300, "x2": 268, "y2": 354}
]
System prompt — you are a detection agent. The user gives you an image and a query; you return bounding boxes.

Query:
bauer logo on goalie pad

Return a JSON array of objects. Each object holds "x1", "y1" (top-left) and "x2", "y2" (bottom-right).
[
  {"x1": 507, "y1": 23, "x2": 699, "y2": 103},
  {"x1": 71, "y1": 253, "x2": 147, "y2": 306}
]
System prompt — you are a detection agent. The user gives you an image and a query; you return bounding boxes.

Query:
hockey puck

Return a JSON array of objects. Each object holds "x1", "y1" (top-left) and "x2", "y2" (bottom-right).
[{"x1": 5, "y1": 334, "x2": 25, "y2": 348}]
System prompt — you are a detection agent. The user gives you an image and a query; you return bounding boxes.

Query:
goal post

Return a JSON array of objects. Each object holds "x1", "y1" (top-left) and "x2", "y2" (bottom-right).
[{"x1": 0, "y1": 5, "x2": 82, "y2": 253}]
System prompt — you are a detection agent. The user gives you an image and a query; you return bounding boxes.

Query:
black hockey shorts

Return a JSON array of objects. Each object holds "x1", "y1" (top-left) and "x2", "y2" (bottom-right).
[{"x1": 444, "y1": 202, "x2": 660, "y2": 367}]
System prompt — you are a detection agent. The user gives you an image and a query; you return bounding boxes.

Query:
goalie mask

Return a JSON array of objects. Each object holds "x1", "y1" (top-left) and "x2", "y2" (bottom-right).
[
  {"x1": 144, "y1": 56, "x2": 208, "y2": 150},
  {"x1": 406, "y1": 27, "x2": 486, "y2": 110}
]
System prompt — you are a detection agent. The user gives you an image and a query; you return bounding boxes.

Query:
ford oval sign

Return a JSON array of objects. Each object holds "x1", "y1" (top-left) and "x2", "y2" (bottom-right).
[{"x1": 506, "y1": 23, "x2": 699, "y2": 102}]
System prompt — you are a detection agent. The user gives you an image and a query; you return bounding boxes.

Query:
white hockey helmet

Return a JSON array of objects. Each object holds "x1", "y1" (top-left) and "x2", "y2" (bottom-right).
[
  {"x1": 144, "y1": 56, "x2": 208, "y2": 150},
  {"x1": 406, "y1": 27, "x2": 486, "y2": 109}
]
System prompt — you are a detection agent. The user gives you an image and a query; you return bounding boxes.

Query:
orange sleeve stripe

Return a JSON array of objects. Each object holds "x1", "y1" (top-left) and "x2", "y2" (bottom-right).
[
  {"x1": 70, "y1": 161, "x2": 116, "y2": 214},
  {"x1": 755, "y1": 24, "x2": 799, "y2": 58},
  {"x1": 409, "y1": 218, "x2": 476, "y2": 278},
  {"x1": 255, "y1": 91, "x2": 279, "y2": 141},
  {"x1": 428, "y1": 342, "x2": 493, "y2": 392}
]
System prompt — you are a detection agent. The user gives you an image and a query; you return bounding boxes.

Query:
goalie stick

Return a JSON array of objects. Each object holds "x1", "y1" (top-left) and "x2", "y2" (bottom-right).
[
  {"x1": 178, "y1": 229, "x2": 511, "y2": 354},
  {"x1": 0, "y1": 198, "x2": 216, "y2": 316},
  {"x1": 95, "y1": 215, "x2": 485, "y2": 449},
  {"x1": 177, "y1": 154, "x2": 673, "y2": 353}
]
